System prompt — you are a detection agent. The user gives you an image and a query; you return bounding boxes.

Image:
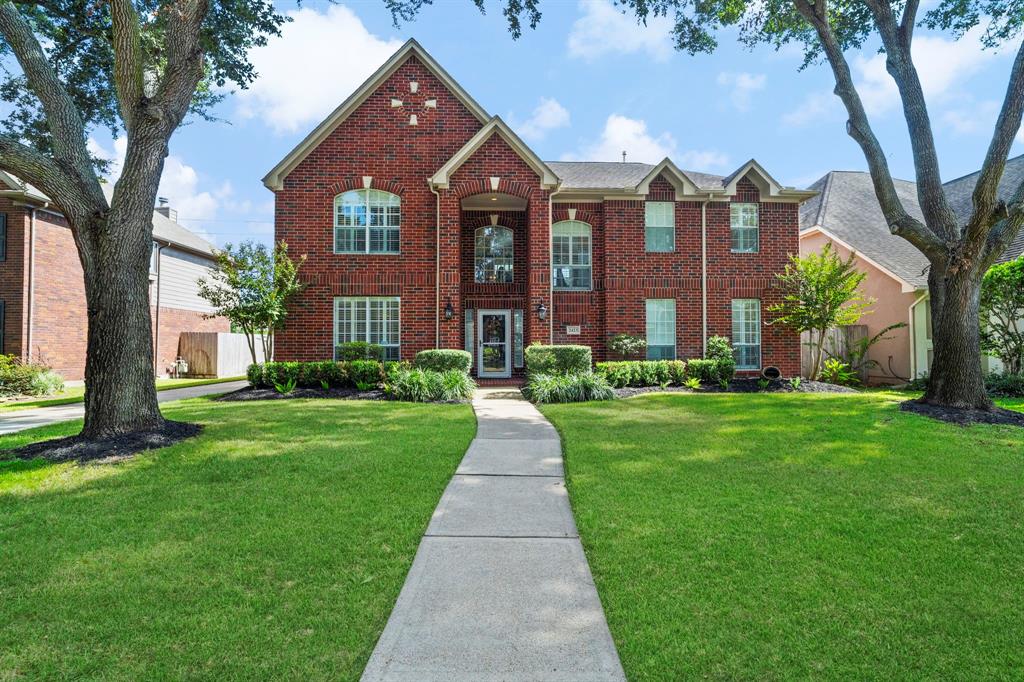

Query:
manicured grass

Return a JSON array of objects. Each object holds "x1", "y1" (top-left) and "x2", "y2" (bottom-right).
[
  {"x1": 0, "y1": 397, "x2": 475, "y2": 679},
  {"x1": 0, "y1": 376, "x2": 245, "y2": 412},
  {"x1": 541, "y1": 392, "x2": 1024, "y2": 680}
]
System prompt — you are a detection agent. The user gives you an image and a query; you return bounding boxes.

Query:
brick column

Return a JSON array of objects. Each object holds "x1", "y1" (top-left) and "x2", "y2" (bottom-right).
[
  {"x1": 437, "y1": 190, "x2": 462, "y2": 349},
  {"x1": 526, "y1": 189, "x2": 552, "y2": 345}
]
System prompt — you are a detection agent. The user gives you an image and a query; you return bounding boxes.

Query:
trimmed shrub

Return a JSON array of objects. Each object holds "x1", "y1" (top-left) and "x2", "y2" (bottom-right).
[
  {"x1": 667, "y1": 359, "x2": 687, "y2": 385},
  {"x1": 414, "y1": 349, "x2": 472, "y2": 374},
  {"x1": 248, "y1": 360, "x2": 381, "y2": 389},
  {"x1": 348, "y1": 360, "x2": 384, "y2": 389},
  {"x1": 0, "y1": 355, "x2": 65, "y2": 397},
  {"x1": 335, "y1": 341, "x2": 385, "y2": 361},
  {"x1": 607, "y1": 333, "x2": 647, "y2": 360},
  {"x1": 596, "y1": 360, "x2": 688, "y2": 388},
  {"x1": 686, "y1": 358, "x2": 720, "y2": 385},
  {"x1": 523, "y1": 372, "x2": 615, "y2": 403},
  {"x1": 525, "y1": 344, "x2": 592, "y2": 376},
  {"x1": 386, "y1": 368, "x2": 476, "y2": 402},
  {"x1": 986, "y1": 372, "x2": 1024, "y2": 397}
]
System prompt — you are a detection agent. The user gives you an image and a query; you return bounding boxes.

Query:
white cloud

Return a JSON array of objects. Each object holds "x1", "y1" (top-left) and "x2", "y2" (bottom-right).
[
  {"x1": 854, "y1": 26, "x2": 999, "y2": 116},
  {"x1": 567, "y1": 0, "x2": 674, "y2": 63},
  {"x1": 716, "y1": 72, "x2": 767, "y2": 111},
  {"x1": 233, "y1": 5, "x2": 402, "y2": 133},
  {"x1": 781, "y1": 90, "x2": 841, "y2": 128},
  {"x1": 942, "y1": 100, "x2": 1000, "y2": 135},
  {"x1": 510, "y1": 97, "x2": 571, "y2": 141},
  {"x1": 562, "y1": 114, "x2": 729, "y2": 170}
]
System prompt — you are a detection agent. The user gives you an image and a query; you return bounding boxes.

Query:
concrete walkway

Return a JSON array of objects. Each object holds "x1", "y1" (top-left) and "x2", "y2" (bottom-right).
[
  {"x1": 0, "y1": 380, "x2": 249, "y2": 435},
  {"x1": 362, "y1": 388, "x2": 625, "y2": 682}
]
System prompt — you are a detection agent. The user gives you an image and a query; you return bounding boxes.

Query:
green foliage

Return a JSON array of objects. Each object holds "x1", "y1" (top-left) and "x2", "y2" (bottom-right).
[
  {"x1": 686, "y1": 359, "x2": 719, "y2": 385},
  {"x1": 386, "y1": 368, "x2": 476, "y2": 402},
  {"x1": 595, "y1": 360, "x2": 687, "y2": 388},
  {"x1": 197, "y1": 241, "x2": 306, "y2": 364},
  {"x1": 0, "y1": 355, "x2": 65, "y2": 397},
  {"x1": 684, "y1": 377, "x2": 702, "y2": 390},
  {"x1": 525, "y1": 344, "x2": 592, "y2": 376},
  {"x1": 758, "y1": 378, "x2": 770, "y2": 391},
  {"x1": 414, "y1": 349, "x2": 472, "y2": 374},
  {"x1": 335, "y1": 342, "x2": 385, "y2": 362},
  {"x1": 790, "y1": 376, "x2": 802, "y2": 390},
  {"x1": 706, "y1": 335, "x2": 737, "y2": 383},
  {"x1": 980, "y1": 256, "x2": 1024, "y2": 375},
  {"x1": 348, "y1": 360, "x2": 384, "y2": 388},
  {"x1": 274, "y1": 377, "x2": 297, "y2": 395},
  {"x1": 820, "y1": 358, "x2": 860, "y2": 386},
  {"x1": 985, "y1": 372, "x2": 1024, "y2": 398},
  {"x1": 607, "y1": 333, "x2": 648, "y2": 360},
  {"x1": 523, "y1": 372, "x2": 615, "y2": 403},
  {"x1": 826, "y1": 323, "x2": 908, "y2": 380},
  {"x1": 769, "y1": 244, "x2": 873, "y2": 380},
  {"x1": 249, "y1": 360, "x2": 391, "y2": 390}
]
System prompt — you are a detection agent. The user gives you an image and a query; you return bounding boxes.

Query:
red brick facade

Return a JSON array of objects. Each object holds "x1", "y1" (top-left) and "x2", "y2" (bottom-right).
[{"x1": 269, "y1": 45, "x2": 803, "y2": 378}]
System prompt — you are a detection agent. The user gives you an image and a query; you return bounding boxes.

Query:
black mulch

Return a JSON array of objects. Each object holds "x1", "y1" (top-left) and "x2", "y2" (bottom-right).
[
  {"x1": 900, "y1": 400, "x2": 1024, "y2": 427},
  {"x1": 613, "y1": 378, "x2": 856, "y2": 399},
  {"x1": 5, "y1": 420, "x2": 202, "y2": 463},
  {"x1": 217, "y1": 386, "x2": 388, "y2": 402}
]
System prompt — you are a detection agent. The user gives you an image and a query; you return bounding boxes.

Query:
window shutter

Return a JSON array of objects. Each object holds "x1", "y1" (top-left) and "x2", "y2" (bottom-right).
[
  {"x1": 464, "y1": 308, "x2": 475, "y2": 369},
  {"x1": 513, "y1": 309, "x2": 524, "y2": 368}
]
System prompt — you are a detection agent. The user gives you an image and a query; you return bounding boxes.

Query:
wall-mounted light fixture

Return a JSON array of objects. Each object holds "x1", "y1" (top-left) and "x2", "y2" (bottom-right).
[
  {"x1": 444, "y1": 300, "x2": 454, "y2": 320},
  {"x1": 537, "y1": 303, "x2": 548, "y2": 321}
]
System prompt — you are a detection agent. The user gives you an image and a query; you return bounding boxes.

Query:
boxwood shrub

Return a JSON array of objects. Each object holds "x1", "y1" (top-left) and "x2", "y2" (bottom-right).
[
  {"x1": 247, "y1": 360, "x2": 407, "y2": 389},
  {"x1": 414, "y1": 349, "x2": 472, "y2": 374},
  {"x1": 334, "y1": 341, "x2": 385, "y2": 361},
  {"x1": 595, "y1": 360, "x2": 687, "y2": 388},
  {"x1": 525, "y1": 344, "x2": 592, "y2": 376},
  {"x1": 986, "y1": 372, "x2": 1024, "y2": 397}
]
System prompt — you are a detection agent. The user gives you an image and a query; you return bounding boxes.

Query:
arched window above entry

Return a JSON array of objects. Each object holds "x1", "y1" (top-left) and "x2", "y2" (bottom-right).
[
  {"x1": 551, "y1": 220, "x2": 592, "y2": 290},
  {"x1": 474, "y1": 226, "x2": 514, "y2": 283},
  {"x1": 334, "y1": 189, "x2": 400, "y2": 254}
]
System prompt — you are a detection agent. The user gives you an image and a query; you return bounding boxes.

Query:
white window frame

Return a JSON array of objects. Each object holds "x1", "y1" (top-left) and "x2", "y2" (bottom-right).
[
  {"x1": 334, "y1": 189, "x2": 401, "y2": 254},
  {"x1": 474, "y1": 226, "x2": 514, "y2": 283},
  {"x1": 730, "y1": 203, "x2": 759, "y2": 253},
  {"x1": 731, "y1": 298, "x2": 761, "y2": 369},
  {"x1": 645, "y1": 201, "x2": 675, "y2": 253},
  {"x1": 552, "y1": 220, "x2": 592, "y2": 291},
  {"x1": 334, "y1": 296, "x2": 401, "y2": 360},
  {"x1": 646, "y1": 299, "x2": 676, "y2": 360}
]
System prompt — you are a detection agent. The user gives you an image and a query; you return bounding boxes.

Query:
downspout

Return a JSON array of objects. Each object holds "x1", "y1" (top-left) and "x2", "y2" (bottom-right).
[
  {"x1": 547, "y1": 182, "x2": 563, "y2": 343},
  {"x1": 152, "y1": 242, "x2": 167, "y2": 376},
  {"x1": 701, "y1": 198, "x2": 709, "y2": 357},
  {"x1": 26, "y1": 207, "x2": 36, "y2": 361},
  {"x1": 429, "y1": 182, "x2": 441, "y2": 348},
  {"x1": 908, "y1": 290, "x2": 929, "y2": 379}
]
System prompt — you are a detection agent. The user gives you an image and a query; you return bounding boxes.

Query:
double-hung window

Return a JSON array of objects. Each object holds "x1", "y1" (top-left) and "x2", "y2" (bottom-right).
[
  {"x1": 730, "y1": 203, "x2": 759, "y2": 253},
  {"x1": 474, "y1": 226, "x2": 514, "y2": 283},
  {"x1": 335, "y1": 297, "x2": 400, "y2": 360},
  {"x1": 552, "y1": 220, "x2": 592, "y2": 290},
  {"x1": 731, "y1": 299, "x2": 761, "y2": 369},
  {"x1": 646, "y1": 299, "x2": 676, "y2": 360},
  {"x1": 334, "y1": 189, "x2": 400, "y2": 254},
  {"x1": 645, "y1": 202, "x2": 674, "y2": 252}
]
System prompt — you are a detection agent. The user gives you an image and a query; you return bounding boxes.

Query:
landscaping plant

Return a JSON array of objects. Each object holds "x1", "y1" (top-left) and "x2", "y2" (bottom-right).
[
  {"x1": 414, "y1": 349, "x2": 472, "y2": 374},
  {"x1": 820, "y1": 358, "x2": 859, "y2": 387},
  {"x1": 386, "y1": 368, "x2": 475, "y2": 402},
  {"x1": 980, "y1": 256, "x2": 1024, "y2": 375},
  {"x1": 524, "y1": 344, "x2": 592, "y2": 376},
  {"x1": 0, "y1": 355, "x2": 65, "y2": 398},
  {"x1": 607, "y1": 333, "x2": 647, "y2": 360},
  {"x1": 335, "y1": 342, "x2": 386, "y2": 362},
  {"x1": 684, "y1": 377, "x2": 702, "y2": 390},
  {"x1": 523, "y1": 372, "x2": 615, "y2": 403}
]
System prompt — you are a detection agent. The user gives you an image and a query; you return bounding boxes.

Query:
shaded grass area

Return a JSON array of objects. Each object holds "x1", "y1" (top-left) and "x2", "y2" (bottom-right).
[
  {"x1": 0, "y1": 398, "x2": 475, "y2": 679},
  {"x1": 541, "y1": 392, "x2": 1024, "y2": 680},
  {"x1": 0, "y1": 376, "x2": 246, "y2": 412}
]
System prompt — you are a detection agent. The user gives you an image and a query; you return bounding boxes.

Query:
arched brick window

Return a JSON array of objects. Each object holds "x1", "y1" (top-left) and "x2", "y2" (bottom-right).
[
  {"x1": 334, "y1": 189, "x2": 400, "y2": 254},
  {"x1": 474, "y1": 226, "x2": 514, "y2": 283}
]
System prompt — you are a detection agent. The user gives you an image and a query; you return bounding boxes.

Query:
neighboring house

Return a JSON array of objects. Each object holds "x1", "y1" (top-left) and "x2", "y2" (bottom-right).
[
  {"x1": 0, "y1": 172, "x2": 228, "y2": 380},
  {"x1": 801, "y1": 158, "x2": 1024, "y2": 383},
  {"x1": 263, "y1": 40, "x2": 816, "y2": 381}
]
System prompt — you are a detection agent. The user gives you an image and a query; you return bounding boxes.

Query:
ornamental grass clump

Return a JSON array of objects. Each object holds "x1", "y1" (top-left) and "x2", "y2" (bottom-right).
[
  {"x1": 523, "y1": 372, "x2": 615, "y2": 403},
  {"x1": 386, "y1": 368, "x2": 475, "y2": 402}
]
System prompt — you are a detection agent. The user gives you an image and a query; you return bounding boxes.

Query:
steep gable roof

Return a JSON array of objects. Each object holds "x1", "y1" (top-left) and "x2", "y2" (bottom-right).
[
  {"x1": 263, "y1": 39, "x2": 491, "y2": 191},
  {"x1": 430, "y1": 117, "x2": 559, "y2": 190}
]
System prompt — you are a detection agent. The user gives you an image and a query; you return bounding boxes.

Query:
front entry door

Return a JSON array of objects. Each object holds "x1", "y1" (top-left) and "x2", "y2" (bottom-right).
[{"x1": 477, "y1": 310, "x2": 511, "y2": 378}]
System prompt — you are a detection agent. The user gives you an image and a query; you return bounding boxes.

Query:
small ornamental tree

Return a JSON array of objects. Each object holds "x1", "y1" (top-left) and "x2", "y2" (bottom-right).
[
  {"x1": 608, "y1": 333, "x2": 647, "y2": 360},
  {"x1": 198, "y1": 241, "x2": 305, "y2": 365},
  {"x1": 980, "y1": 256, "x2": 1024, "y2": 374},
  {"x1": 769, "y1": 243, "x2": 874, "y2": 380}
]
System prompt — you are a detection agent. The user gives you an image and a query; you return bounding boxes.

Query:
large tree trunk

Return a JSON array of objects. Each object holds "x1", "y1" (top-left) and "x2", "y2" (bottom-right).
[{"x1": 922, "y1": 266, "x2": 993, "y2": 410}]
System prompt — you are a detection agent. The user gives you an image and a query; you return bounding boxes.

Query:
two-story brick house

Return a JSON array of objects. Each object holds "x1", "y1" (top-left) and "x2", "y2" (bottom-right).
[{"x1": 263, "y1": 40, "x2": 814, "y2": 381}]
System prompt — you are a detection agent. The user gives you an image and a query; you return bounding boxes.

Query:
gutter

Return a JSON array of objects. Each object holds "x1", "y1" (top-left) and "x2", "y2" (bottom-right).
[
  {"x1": 26, "y1": 207, "x2": 36, "y2": 361},
  {"x1": 430, "y1": 182, "x2": 441, "y2": 348},
  {"x1": 547, "y1": 182, "x2": 563, "y2": 343},
  {"x1": 701, "y1": 198, "x2": 709, "y2": 356}
]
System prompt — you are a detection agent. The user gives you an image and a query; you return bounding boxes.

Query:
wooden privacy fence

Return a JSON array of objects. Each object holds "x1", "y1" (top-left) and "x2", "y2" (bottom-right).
[
  {"x1": 179, "y1": 332, "x2": 266, "y2": 377},
  {"x1": 801, "y1": 325, "x2": 868, "y2": 382}
]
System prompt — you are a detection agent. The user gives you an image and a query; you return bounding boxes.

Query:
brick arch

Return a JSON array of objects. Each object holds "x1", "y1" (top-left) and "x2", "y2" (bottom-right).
[
  {"x1": 452, "y1": 178, "x2": 534, "y2": 201},
  {"x1": 328, "y1": 177, "x2": 406, "y2": 196},
  {"x1": 461, "y1": 212, "x2": 524, "y2": 231},
  {"x1": 552, "y1": 208, "x2": 599, "y2": 225}
]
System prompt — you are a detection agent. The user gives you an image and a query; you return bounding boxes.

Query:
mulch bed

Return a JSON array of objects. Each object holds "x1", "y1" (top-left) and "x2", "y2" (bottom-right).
[
  {"x1": 614, "y1": 378, "x2": 856, "y2": 399},
  {"x1": 900, "y1": 400, "x2": 1024, "y2": 427},
  {"x1": 217, "y1": 386, "x2": 388, "y2": 402},
  {"x1": 5, "y1": 420, "x2": 202, "y2": 464}
]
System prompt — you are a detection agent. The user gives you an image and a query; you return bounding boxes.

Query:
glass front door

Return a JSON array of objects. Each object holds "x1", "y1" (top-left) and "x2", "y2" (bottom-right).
[{"x1": 477, "y1": 310, "x2": 511, "y2": 378}]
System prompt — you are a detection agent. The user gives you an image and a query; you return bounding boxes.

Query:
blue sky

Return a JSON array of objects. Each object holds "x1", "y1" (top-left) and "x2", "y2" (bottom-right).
[{"x1": 84, "y1": 0, "x2": 1024, "y2": 247}]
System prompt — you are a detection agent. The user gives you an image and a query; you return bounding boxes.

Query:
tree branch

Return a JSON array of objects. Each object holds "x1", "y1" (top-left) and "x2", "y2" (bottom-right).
[
  {"x1": 982, "y1": 175, "x2": 1024, "y2": 268},
  {"x1": 899, "y1": 0, "x2": 920, "y2": 42},
  {"x1": 0, "y1": 134, "x2": 101, "y2": 217},
  {"x1": 792, "y1": 0, "x2": 946, "y2": 261},
  {"x1": 864, "y1": 0, "x2": 958, "y2": 239},
  {"x1": 0, "y1": 1, "x2": 101, "y2": 200},
  {"x1": 110, "y1": 0, "x2": 146, "y2": 131},
  {"x1": 151, "y1": 0, "x2": 209, "y2": 134},
  {"x1": 968, "y1": 39, "x2": 1024, "y2": 247}
]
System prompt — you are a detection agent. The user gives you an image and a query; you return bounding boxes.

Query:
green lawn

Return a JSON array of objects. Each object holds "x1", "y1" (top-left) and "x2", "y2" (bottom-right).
[
  {"x1": 0, "y1": 376, "x2": 246, "y2": 412},
  {"x1": 0, "y1": 397, "x2": 475, "y2": 679},
  {"x1": 541, "y1": 391, "x2": 1024, "y2": 680}
]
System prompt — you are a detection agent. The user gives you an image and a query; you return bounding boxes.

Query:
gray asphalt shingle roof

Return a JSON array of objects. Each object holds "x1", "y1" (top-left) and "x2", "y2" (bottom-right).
[
  {"x1": 98, "y1": 184, "x2": 217, "y2": 257},
  {"x1": 802, "y1": 156, "x2": 1024, "y2": 286},
  {"x1": 545, "y1": 161, "x2": 727, "y2": 191}
]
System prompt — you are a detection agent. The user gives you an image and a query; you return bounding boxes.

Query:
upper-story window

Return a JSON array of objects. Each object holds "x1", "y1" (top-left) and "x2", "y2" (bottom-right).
[
  {"x1": 334, "y1": 189, "x2": 400, "y2": 254},
  {"x1": 552, "y1": 220, "x2": 592, "y2": 290},
  {"x1": 730, "y1": 203, "x2": 759, "y2": 253},
  {"x1": 474, "y1": 226, "x2": 514, "y2": 283},
  {"x1": 645, "y1": 201, "x2": 674, "y2": 252}
]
